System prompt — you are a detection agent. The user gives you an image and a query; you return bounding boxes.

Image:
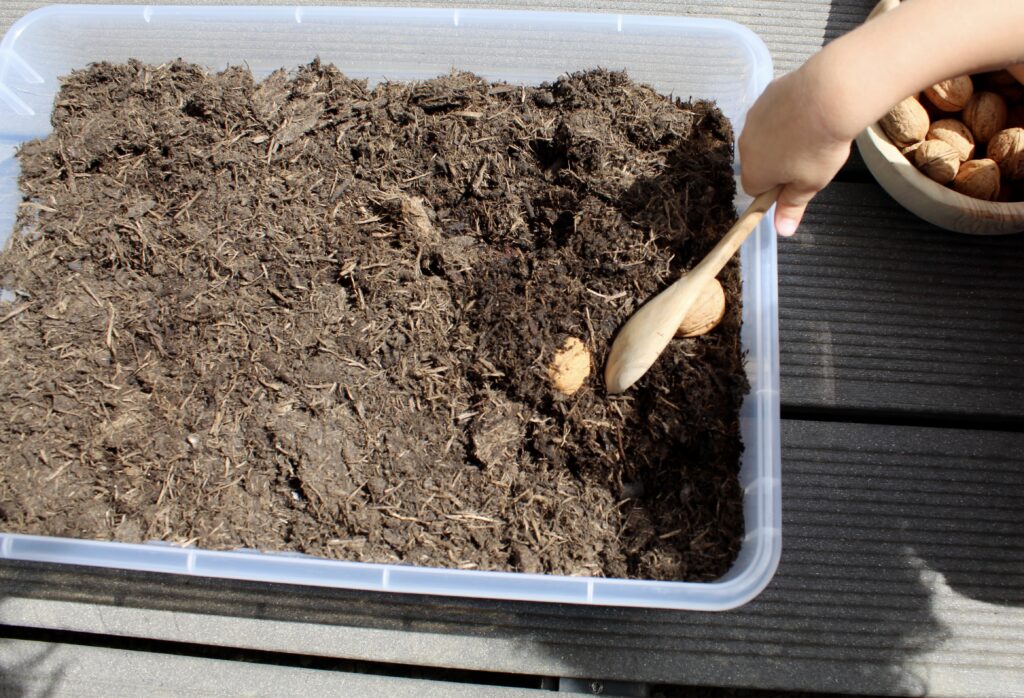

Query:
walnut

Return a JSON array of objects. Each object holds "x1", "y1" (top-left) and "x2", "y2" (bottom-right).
[
  {"x1": 963, "y1": 92, "x2": 1008, "y2": 144},
  {"x1": 879, "y1": 96, "x2": 930, "y2": 148},
  {"x1": 547, "y1": 337, "x2": 591, "y2": 396},
  {"x1": 986, "y1": 128, "x2": 1024, "y2": 180},
  {"x1": 676, "y1": 278, "x2": 726, "y2": 338},
  {"x1": 924, "y1": 76, "x2": 974, "y2": 112},
  {"x1": 952, "y1": 159, "x2": 1001, "y2": 200},
  {"x1": 901, "y1": 141, "x2": 925, "y2": 160},
  {"x1": 926, "y1": 119, "x2": 975, "y2": 162},
  {"x1": 913, "y1": 140, "x2": 960, "y2": 184}
]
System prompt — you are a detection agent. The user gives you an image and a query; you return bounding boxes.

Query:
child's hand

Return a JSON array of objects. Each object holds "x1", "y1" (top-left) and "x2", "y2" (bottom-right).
[
  {"x1": 738, "y1": 64, "x2": 852, "y2": 237},
  {"x1": 738, "y1": 0, "x2": 1024, "y2": 239}
]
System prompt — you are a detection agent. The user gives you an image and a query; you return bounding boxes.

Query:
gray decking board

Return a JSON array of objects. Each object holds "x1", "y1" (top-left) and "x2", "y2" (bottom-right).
[
  {"x1": 3, "y1": 420, "x2": 1024, "y2": 697},
  {"x1": 0, "y1": 639, "x2": 548, "y2": 697},
  {"x1": 782, "y1": 182, "x2": 1024, "y2": 419}
]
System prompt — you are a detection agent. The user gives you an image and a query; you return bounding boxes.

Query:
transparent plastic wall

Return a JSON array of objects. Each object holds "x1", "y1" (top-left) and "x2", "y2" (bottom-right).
[{"x1": 0, "y1": 5, "x2": 780, "y2": 610}]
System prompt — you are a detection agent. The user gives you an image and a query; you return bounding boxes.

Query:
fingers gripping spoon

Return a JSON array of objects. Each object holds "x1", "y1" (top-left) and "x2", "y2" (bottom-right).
[{"x1": 604, "y1": 186, "x2": 781, "y2": 394}]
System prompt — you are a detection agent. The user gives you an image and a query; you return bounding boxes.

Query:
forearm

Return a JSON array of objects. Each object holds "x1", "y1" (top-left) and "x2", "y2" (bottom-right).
[{"x1": 810, "y1": 0, "x2": 1024, "y2": 142}]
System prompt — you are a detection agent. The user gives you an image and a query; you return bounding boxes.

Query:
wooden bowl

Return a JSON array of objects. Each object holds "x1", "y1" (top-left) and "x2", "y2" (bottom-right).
[{"x1": 854, "y1": 0, "x2": 1024, "y2": 235}]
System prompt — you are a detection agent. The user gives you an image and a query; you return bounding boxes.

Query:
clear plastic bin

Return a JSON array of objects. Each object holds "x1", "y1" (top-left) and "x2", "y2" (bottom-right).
[{"x1": 0, "y1": 4, "x2": 780, "y2": 611}]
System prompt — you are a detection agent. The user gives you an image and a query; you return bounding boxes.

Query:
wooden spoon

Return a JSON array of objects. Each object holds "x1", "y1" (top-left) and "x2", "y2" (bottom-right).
[{"x1": 604, "y1": 186, "x2": 781, "y2": 394}]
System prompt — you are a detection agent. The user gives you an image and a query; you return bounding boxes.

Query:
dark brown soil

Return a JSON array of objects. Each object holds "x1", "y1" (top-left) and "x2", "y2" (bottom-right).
[{"x1": 0, "y1": 59, "x2": 746, "y2": 581}]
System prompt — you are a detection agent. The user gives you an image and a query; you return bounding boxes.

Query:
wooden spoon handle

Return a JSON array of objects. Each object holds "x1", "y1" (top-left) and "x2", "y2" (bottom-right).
[
  {"x1": 603, "y1": 186, "x2": 781, "y2": 394},
  {"x1": 687, "y1": 185, "x2": 781, "y2": 287}
]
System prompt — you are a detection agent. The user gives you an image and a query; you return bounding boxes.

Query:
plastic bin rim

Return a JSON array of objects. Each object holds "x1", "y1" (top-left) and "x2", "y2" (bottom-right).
[
  {"x1": 2, "y1": 4, "x2": 773, "y2": 72},
  {"x1": 0, "y1": 3, "x2": 779, "y2": 612},
  {"x1": 0, "y1": 530, "x2": 781, "y2": 610}
]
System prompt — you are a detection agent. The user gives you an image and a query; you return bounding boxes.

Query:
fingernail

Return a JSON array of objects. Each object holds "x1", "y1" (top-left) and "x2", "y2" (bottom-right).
[{"x1": 776, "y1": 217, "x2": 798, "y2": 237}]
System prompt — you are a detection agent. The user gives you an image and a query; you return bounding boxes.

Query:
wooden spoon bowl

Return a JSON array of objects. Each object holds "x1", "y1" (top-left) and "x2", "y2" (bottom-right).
[{"x1": 604, "y1": 187, "x2": 779, "y2": 393}]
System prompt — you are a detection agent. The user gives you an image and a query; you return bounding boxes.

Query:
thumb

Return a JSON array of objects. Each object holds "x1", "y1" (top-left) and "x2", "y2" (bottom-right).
[{"x1": 773, "y1": 183, "x2": 817, "y2": 237}]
